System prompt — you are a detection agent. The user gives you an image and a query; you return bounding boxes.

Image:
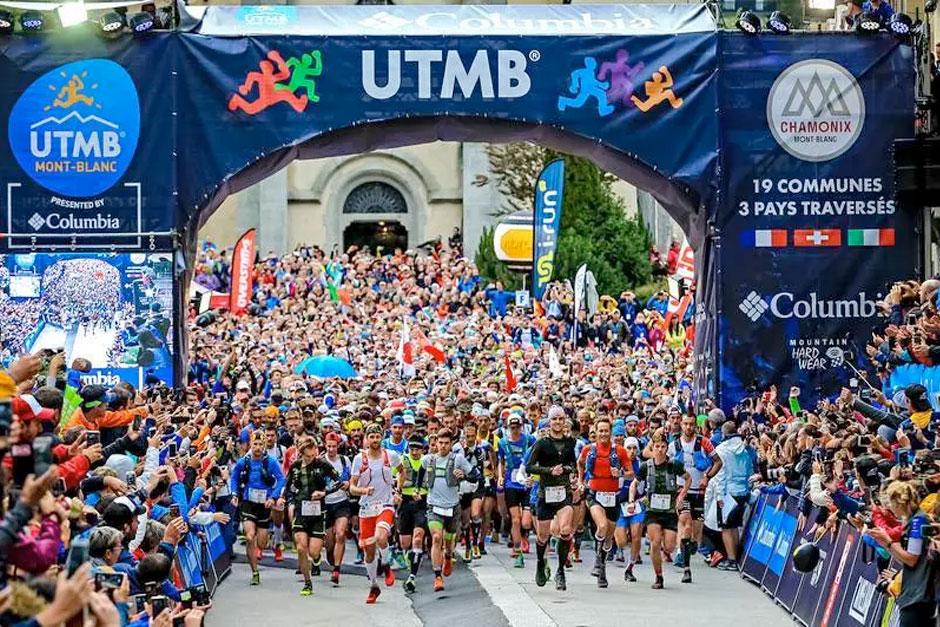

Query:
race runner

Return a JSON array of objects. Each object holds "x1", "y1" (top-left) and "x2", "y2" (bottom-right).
[
  {"x1": 497, "y1": 414, "x2": 535, "y2": 568},
  {"x1": 230, "y1": 430, "x2": 286, "y2": 586},
  {"x1": 525, "y1": 405, "x2": 578, "y2": 591},
  {"x1": 577, "y1": 417, "x2": 631, "y2": 588},
  {"x1": 458, "y1": 421, "x2": 491, "y2": 562},
  {"x1": 323, "y1": 432, "x2": 353, "y2": 586},
  {"x1": 281, "y1": 436, "x2": 342, "y2": 595},
  {"x1": 350, "y1": 423, "x2": 404, "y2": 604},
  {"x1": 399, "y1": 434, "x2": 429, "y2": 593},
  {"x1": 630, "y1": 433, "x2": 691, "y2": 589}
]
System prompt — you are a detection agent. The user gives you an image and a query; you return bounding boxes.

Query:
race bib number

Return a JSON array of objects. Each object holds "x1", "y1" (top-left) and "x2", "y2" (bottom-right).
[
  {"x1": 360, "y1": 502, "x2": 383, "y2": 518},
  {"x1": 459, "y1": 481, "x2": 477, "y2": 495},
  {"x1": 650, "y1": 493, "x2": 671, "y2": 510},
  {"x1": 248, "y1": 488, "x2": 268, "y2": 504},
  {"x1": 301, "y1": 500, "x2": 322, "y2": 517},
  {"x1": 432, "y1": 506, "x2": 454, "y2": 517},
  {"x1": 596, "y1": 491, "x2": 617, "y2": 508},
  {"x1": 545, "y1": 486, "x2": 566, "y2": 504},
  {"x1": 621, "y1": 501, "x2": 643, "y2": 517}
]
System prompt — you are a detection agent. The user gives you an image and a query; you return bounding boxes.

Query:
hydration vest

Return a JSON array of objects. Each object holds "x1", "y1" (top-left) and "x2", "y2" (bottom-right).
[
  {"x1": 427, "y1": 454, "x2": 460, "y2": 489},
  {"x1": 585, "y1": 443, "x2": 622, "y2": 479},
  {"x1": 647, "y1": 458, "x2": 678, "y2": 494},
  {"x1": 401, "y1": 456, "x2": 428, "y2": 495},
  {"x1": 238, "y1": 455, "x2": 276, "y2": 492},
  {"x1": 672, "y1": 437, "x2": 713, "y2": 473}
]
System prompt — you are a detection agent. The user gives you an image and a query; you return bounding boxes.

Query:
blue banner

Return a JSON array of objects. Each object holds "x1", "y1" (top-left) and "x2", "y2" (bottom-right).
[{"x1": 532, "y1": 159, "x2": 565, "y2": 300}]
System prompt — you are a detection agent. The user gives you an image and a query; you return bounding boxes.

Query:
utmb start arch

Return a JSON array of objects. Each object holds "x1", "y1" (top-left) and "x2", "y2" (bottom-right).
[{"x1": 0, "y1": 3, "x2": 916, "y2": 408}]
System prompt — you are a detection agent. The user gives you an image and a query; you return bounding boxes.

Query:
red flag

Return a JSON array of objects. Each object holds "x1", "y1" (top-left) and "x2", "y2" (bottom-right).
[
  {"x1": 504, "y1": 354, "x2": 517, "y2": 393},
  {"x1": 229, "y1": 228, "x2": 257, "y2": 315},
  {"x1": 410, "y1": 326, "x2": 446, "y2": 363},
  {"x1": 397, "y1": 318, "x2": 416, "y2": 378}
]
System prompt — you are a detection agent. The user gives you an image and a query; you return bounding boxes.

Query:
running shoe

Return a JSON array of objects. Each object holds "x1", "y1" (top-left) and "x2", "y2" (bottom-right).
[
  {"x1": 472, "y1": 546, "x2": 482, "y2": 560},
  {"x1": 366, "y1": 584, "x2": 381, "y2": 604},
  {"x1": 571, "y1": 545, "x2": 582, "y2": 563},
  {"x1": 463, "y1": 547, "x2": 473, "y2": 563},
  {"x1": 717, "y1": 560, "x2": 739, "y2": 571},
  {"x1": 535, "y1": 561, "x2": 550, "y2": 587},
  {"x1": 395, "y1": 552, "x2": 409, "y2": 571},
  {"x1": 250, "y1": 570, "x2": 260, "y2": 586},
  {"x1": 513, "y1": 553, "x2": 525, "y2": 569},
  {"x1": 355, "y1": 549, "x2": 365, "y2": 565},
  {"x1": 554, "y1": 569, "x2": 567, "y2": 591},
  {"x1": 274, "y1": 545, "x2": 284, "y2": 562},
  {"x1": 434, "y1": 575, "x2": 445, "y2": 592},
  {"x1": 384, "y1": 563, "x2": 396, "y2": 587},
  {"x1": 708, "y1": 552, "x2": 724, "y2": 568},
  {"x1": 682, "y1": 569, "x2": 692, "y2": 584},
  {"x1": 597, "y1": 569, "x2": 608, "y2": 589},
  {"x1": 404, "y1": 574, "x2": 416, "y2": 594},
  {"x1": 443, "y1": 555, "x2": 453, "y2": 577},
  {"x1": 624, "y1": 567, "x2": 637, "y2": 583},
  {"x1": 300, "y1": 583, "x2": 312, "y2": 596},
  {"x1": 311, "y1": 561, "x2": 321, "y2": 577},
  {"x1": 674, "y1": 550, "x2": 685, "y2": 568},
  {"x1": 652, "y1": 577, "x2": 664, "y2": 590},
  {"x1": 330, "y1": 569, "x2": 340, "y2": 586},
  {"x1": 521, "y1": 537, "x2": 530, "y2": 554}
]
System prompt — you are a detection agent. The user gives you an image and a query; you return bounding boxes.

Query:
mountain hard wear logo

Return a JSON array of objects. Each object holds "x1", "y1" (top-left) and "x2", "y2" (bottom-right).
[
  {"x1": 766, "y1": 60, "x2": 864, "y2": 162},
  {"x1": 8, "y1": 59, "x2": 140, "y2": 197}
]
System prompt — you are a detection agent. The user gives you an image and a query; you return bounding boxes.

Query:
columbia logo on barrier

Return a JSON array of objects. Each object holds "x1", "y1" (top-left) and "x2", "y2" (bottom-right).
[
  {"x1": 739, "y1": 291, "x2": 769, "y2": 322},
  {"x1": 359, "y1": 11, "x2": 410, "y2": 29}
]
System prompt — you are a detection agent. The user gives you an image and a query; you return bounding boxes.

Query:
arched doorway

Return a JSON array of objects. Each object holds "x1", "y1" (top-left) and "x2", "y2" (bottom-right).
[
  {"x1": 343, "y1": 220, "x2": 407, "y2": 253},
  {"x1": 340, "y1": 181, "x2": 410, "y2": 251}
]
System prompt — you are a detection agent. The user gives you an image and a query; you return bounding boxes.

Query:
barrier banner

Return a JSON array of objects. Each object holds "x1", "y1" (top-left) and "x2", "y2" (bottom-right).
[
  {"x1": 792, "y1": 524, "x2": 840, "y2": 625},
  {"x1": 773, "y1": 501, "x2": 815, "y2": 612},
  {"x1": 832, "y1": 544, "x2": 884, "y2": 627},
  {"x1": 531, "y1": 159, "x2": 565, "y2": 301},
  {"x1": 742, "y1": 494, "x2": 781, "y2": 583},
  {"x1": 763, "y1": 498, "x2": 799, "y2": 594},
  {"x1": 818, "y1": 526, "x2": 858, "y2": 627}
]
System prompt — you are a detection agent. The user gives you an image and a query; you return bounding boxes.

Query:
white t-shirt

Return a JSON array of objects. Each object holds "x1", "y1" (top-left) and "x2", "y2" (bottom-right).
[{"x1": 351, "y1": 450, "x2": 401, "y2": 516}]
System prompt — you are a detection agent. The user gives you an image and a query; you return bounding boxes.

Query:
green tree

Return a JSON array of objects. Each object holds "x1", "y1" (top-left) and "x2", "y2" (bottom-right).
[
  {"x1": 474, "y1": 226, "x2": 522, "y2": 290},
  {"x1": 476, "y1": 144, "x2": 653, "y2": 295}
]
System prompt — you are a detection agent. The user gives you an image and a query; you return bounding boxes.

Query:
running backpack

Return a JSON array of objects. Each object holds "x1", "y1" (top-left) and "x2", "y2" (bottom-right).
[
  {"x1": 426, "y1": 454, "x2": 460, "y2": 489},
  {"x1": 585, "y1": 444, "x2": 621, "y2": 479},
  {"x1": 238, "y1": 455, "x2": 276, "y2": 492},
  {"x1": 646, "y1": 458, "x2": 677, "y2": 494}
]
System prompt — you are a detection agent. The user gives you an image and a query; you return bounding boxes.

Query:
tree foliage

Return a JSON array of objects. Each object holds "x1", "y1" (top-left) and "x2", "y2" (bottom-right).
[
  {"x1": 477, "y1": 143, "x2": 653, "y2": 295},
  {"x1": 474, "y1": 226, "x2": 522, "y2": 290}
]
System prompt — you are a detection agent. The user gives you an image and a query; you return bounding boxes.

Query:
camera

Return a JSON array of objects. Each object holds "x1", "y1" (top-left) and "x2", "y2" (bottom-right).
[{"x1": 95, "y1": 572, "x2": 125, "y2": 591}]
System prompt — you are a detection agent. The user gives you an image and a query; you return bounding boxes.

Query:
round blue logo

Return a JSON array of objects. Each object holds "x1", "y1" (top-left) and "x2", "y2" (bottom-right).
[{"x1": 8, "y1": 59, "x2": 140, "y2": 198}]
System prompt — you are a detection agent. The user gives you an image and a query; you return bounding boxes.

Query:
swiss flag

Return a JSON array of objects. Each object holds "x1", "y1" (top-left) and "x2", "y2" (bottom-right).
[
  {"x1": 397, "y1": 318, "x2": 416, "y2": 378},
  {"x1": 793, "y1": 229, "x2": 841, "y2": 247}
]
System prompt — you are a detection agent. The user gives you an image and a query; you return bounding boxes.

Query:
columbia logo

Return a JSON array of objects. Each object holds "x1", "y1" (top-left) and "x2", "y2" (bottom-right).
[
  {"x1": 739, "y1": 291, "x2": 769, "y2": 321},
  {"x1": 359, "y1": 11, "x2": 410, "y2": 29},
  {"x1": 28, "y1": 213, "x2": 45, "y2": 230}
]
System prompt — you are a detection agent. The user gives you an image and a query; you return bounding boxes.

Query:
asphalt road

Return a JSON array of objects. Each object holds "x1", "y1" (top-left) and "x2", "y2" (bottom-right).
[{"x1": 208, "y1": 540, "x2": 794, "y2": 627}]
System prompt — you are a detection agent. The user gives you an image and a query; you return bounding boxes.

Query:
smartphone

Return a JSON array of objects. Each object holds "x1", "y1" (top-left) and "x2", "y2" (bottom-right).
[
  {"x1": 132, "y1": 594, "x2": 148, "y2": 614},
  {"x1": 67, "y1": 537, "x2": 89, "y2": 576},
  {"x1": 126, "y1": 471, "x2": 137, "y2": 488},
  {"x1": 169, "y1": 504, "x2": 181, "y2": 519},
  {"x1": 52, "y1": 478, "x2": 67, "y2": 497},
  {"x1": 11, "y1": 443, "x2": 33, "y2": 488},
  {"x1": 86, "y1": 431, "x2": 101, "y2": 446},
  {"x1": 179, "y1": 588, "x2": 193, "y2": 609},
  {"x1": 189, "y1": 583, "x2": 209, "y2": 606},
  {"x1": 32, "y1": 436, "x2": 53, "y2": 477},
  {"x1": 133, "y1": 415, "x2": 142, "y2": 431},
  {"x1": 167, "y1": 442, "x2": 178, "y2": 458},
  {"x1": 95, "y1": 572, "x2": 125, "y2": 590},
  {"x1": 150, "y1": 595, "x2": 169, "y2": 616}
]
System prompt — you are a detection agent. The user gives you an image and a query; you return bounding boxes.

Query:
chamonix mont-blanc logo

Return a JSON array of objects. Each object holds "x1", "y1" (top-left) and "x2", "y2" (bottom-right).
[
  {"x1": 8, "y1": 59, "x2": 140, "y2": 197},
  {"x1": 766, "y1": 59, "x2": 865, "y2": 162}
]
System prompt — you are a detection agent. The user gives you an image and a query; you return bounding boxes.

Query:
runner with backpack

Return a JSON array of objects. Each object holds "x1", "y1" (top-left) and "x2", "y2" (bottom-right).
[
  {"x1": 229, "y1": 430, "x2": 287, "y2": 586},
  {"x1": 577, "y1": 417, "x2": 632, "y2": 588}
]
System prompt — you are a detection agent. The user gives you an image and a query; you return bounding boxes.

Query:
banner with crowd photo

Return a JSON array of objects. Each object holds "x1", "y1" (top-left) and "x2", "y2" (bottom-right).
[
  {"x1": 0, "y1": 252, "x2": 175, "y2": 386},
  {"x1": 531, "y1": 159, "x2": 565, "y2": 301},
  {"x1": 717, "y1": 36, "x2": 916, "y2": 410},
  {"x1": 741, "y1": 494, "x2": 894, "y2": 627}
]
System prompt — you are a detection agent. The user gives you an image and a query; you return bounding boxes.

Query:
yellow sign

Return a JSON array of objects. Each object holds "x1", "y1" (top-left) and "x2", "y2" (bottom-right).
[{"x1": 493, "y1": 223, "x2": 533, "y2": 263}]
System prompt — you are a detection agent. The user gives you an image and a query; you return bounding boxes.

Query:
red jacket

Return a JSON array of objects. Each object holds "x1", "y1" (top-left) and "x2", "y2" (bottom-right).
[{"x1": 871, "y1": 505, "x2": 904, "y2": 542}]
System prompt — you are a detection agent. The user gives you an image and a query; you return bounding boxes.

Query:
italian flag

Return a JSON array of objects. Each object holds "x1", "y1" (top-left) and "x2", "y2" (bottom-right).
[{"x1": 847, "y1": 228, "x2": 895, "y2": 247}]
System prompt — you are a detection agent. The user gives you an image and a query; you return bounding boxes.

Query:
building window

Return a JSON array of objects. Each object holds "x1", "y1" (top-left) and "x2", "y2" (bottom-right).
[{"x1": 343, "y1": 182, "x2": 407, "y2": 214}]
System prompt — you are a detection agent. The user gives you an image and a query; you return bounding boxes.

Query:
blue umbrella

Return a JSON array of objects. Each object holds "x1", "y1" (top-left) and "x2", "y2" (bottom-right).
[{"x1": 294, "y1": 355, "x2": 358, "y2": 379}]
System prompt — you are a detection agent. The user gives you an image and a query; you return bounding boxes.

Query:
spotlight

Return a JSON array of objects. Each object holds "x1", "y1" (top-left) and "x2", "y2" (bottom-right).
[
  {"x1": 19, "y1": 11, "x2": 44, "y2": 32},
  {"x1": 888, "y1": 13, "x2": 913, "y2": 35},
  {"x1": 767, "y1": 10, "x2": 792, "y2": 34},
  {"x1": 855, "y1": 11, "x2": 882, "y2": 32},
  {"x1": 57, "y1": 1, "x2": 87, "y2": 28},
  {"x1": 736, "y1": 10, "x2": 761, "y2": 34},
  {"x1": 98, "y1": 10, "x2": 124, "y2": 33},
  {"x1": 0, "y1": 10, "x2": 12, "y2": 35},
  {"x1": 129, "y1": 11, "x2": 155, "y2": 33}
]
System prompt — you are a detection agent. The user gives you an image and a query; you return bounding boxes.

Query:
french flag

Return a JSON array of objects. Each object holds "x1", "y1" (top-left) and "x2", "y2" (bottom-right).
[{"x1": 741, "y1": 229, "x2": 787, "y2": 248}]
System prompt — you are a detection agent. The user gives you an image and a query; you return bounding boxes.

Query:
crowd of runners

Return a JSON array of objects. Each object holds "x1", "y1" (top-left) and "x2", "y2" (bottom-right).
[{"x1": 1, "y1": 239, "x2": 940, "y2": 626}]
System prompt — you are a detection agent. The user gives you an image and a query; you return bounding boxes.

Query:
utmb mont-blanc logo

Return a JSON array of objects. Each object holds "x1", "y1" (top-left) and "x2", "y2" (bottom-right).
[{"x1": 8, "y1": 59, "x2": 140, "y2": 198}]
